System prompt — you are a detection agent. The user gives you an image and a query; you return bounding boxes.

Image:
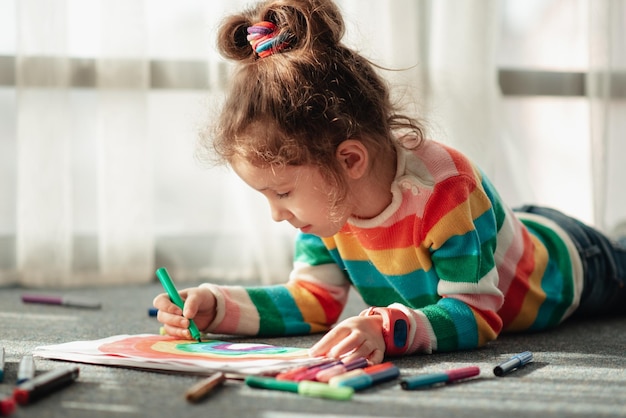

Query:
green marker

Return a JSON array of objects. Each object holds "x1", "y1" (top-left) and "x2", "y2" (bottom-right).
[
  {"x1": 156, "y1": 267, "x2": 202, "y2": 342},
  {"x1": 245, "y1": 376, "x2": 354, "y2": 401}
]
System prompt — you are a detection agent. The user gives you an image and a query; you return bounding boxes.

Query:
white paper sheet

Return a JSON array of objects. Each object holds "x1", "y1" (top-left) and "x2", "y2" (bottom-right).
[{"x1": 33, "y1": 334, "x2": 323, "y2": 376}]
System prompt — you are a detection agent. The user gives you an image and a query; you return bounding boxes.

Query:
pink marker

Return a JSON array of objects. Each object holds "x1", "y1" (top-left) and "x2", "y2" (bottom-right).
[
  {"x1": 292, "y1": 360, "x2": 341, "y2": 382},
  {"x1": 316, "y1": 357, "x2": 369, "y2": 383},
  {"x1": 275, "y1": 358, "x2": 334, "y2": 381}
]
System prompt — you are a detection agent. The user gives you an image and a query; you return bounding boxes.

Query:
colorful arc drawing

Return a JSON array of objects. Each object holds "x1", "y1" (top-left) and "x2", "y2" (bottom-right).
[{"x1": 98, "y1": 335, "x2": 310, "y2": 363}]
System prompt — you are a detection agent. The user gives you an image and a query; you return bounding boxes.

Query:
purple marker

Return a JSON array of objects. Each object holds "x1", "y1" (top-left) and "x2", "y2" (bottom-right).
[
  {"x1": 316, "y1": 357, "x2": 369, "y2": 383},
  {"x1": 292, "y1": 360, "x2": 341, "y2": 382},
  {"x1": 22, "y1": 294, "x2": 101, "y2": 309}
]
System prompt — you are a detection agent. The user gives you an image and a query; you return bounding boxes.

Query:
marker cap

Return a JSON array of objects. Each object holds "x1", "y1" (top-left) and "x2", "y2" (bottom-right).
[
  {"x1": 0, "y1": 395, "x2": 16, "y2": 416},
  {"x1": 245, "y1": 376, "x2": 353, "y2": 401},
  {"x1": 335, "y1": 374, "x2": 372, "y2": 390},
  {"x1": 298, "y1": 381, "x2": 354, "y2": 401},
  {"x1": 328, "y1": 369, "x2": 364, "y2": 386},
  {"x1": 245, "y1": 376, "x2": 299, "y2": 393},
  {"x1": 447, "y1": 366, "x2": 480, "y2": 380},
  {"x1": 0, "y1": 347, "x2": 4, "y2": 381}
]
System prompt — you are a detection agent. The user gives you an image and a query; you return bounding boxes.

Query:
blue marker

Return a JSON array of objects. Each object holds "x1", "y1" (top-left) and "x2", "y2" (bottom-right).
[
  {"x1": 400, "y1": 366, "x2": 480, "y2": 390},
  {"x1": 334, "y1": 362, "x2": 400, "y2": 391},
  {"x1": 493, "y1": 351, "x2": 533, "y2": 376}
]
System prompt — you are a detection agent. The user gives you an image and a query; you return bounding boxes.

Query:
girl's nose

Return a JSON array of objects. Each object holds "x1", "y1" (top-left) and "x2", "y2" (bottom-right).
[{"x1": 270, "y1": 202, "x2": 292, "y2": 223}]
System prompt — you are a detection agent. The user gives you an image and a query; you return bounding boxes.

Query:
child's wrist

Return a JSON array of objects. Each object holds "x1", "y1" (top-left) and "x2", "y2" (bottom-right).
[{"x1": 360, "y1": 307, "x2": 410, "y2": 356}]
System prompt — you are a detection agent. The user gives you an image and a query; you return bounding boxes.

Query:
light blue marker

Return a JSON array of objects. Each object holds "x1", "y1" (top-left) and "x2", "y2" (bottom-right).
[
  {"x1": 17, "y1": 355, "x2": 35, "y2": 384},
  {"x1": 0, "y1": 347, "x2": 5, "y2": 382}
]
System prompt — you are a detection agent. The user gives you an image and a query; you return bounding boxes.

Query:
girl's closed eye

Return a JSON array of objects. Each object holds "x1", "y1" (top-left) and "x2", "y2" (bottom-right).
[{"x1": 276, "y1": 191, "x2": 290, "y2": 199}]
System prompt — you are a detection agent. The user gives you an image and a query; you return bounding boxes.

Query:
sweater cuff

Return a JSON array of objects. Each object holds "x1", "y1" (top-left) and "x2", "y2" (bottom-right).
[
  {"x1": 360, "y1": 306, "x2": 410, "y2": 356},
  {"x1": 198, "y1": 283, "x2": 226, "y2": 333}
]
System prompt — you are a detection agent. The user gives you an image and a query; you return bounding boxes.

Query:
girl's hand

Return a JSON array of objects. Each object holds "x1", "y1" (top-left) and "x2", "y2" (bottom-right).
[
  {"x1": 308, "y1": 314, "x2": 386, "y2": 365},
  {"x1": 152, "y1": 287, "x2": 217, "y2": 339}
]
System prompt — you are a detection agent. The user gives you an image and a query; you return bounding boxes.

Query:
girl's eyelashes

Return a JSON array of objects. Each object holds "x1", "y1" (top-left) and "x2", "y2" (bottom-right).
[{"x1": 276, "y1": 191, "x2": 290, "y2": 199}]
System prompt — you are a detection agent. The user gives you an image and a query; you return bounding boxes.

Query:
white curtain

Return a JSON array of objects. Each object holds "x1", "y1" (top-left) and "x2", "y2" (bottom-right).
[
  {"x1": 588, "y1": 0, "x2": 626, "y2": 233},
  {"x1": 15, "y1": 0, "x2": 73, "y2": 286},
  {"x1": 1, "y1": 0, "x2": 624, "y2": 288}
]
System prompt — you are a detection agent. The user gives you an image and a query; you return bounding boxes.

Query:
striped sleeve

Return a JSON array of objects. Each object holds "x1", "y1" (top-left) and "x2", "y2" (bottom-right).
[
  {"x1": 409, "y1": 174, "x2": 504, "y2": 353},
  {"x1": 202, "y1": 233, "x2": 351, "y2": 337}
]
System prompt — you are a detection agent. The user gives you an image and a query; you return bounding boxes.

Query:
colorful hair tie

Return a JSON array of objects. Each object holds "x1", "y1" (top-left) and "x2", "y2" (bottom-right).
[{"x1": 247, "y1": 21, "x2": 290, "y2": 58}]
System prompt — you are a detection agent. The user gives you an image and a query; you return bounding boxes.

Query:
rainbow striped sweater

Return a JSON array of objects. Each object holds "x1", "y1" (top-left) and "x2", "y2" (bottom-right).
[{"x1": 202, "y1": 140, "x2": 583, "y2": 354}]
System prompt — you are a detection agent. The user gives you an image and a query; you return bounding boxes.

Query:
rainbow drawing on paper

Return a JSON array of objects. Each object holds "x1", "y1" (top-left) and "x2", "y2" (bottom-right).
[
  {"x1": 33, "y1": 334, "x2": 322, "y2": 375},
  {"x1": 99, "y1": 335, "x2": 308, "y2": 361}
]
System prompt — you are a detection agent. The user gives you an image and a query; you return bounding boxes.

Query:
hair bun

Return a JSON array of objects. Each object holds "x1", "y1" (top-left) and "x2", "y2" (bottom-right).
[
  {"x1": 217, "y1": 16, "x2": 255, "y2": 61},
  {"x1": 217, "y1": 0, "x2": 345, "y2": 61}
]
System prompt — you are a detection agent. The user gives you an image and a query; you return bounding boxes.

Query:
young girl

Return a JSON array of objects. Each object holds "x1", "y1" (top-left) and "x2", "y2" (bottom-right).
[{"x1": 153, "y1": 0, "x2": 626, "y2": 365}]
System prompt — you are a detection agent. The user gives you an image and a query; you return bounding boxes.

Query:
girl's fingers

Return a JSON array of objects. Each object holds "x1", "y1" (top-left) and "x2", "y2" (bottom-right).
[
  {"x1": 309, "y1": 327, "x2": 350, "y2": 357},
  {"x1": 162, "y1": 323, "x2": 191, "y2": 339},
  {"x1": 157, "y1": 309, "x2": 189, "y2": 329},
  {"x1": 152, "y1": 293, "x2": 182, "y2": 315},
  {"x1": 327, "y1": 332, "x2": 364, "y2": 359},
  {"x1": 369, "y1": 348, "x2": 385, "y2": 364}
]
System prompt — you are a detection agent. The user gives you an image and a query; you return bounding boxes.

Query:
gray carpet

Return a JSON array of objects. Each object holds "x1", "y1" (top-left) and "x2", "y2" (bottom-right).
[{"x1": 1, "y1": 282, "x2": 625, "y2": 418}]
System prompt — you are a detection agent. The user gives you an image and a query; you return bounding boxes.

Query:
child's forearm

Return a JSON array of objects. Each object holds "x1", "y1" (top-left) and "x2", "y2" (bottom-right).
[{"x1": 199, "y1": 278, "x2": 350, "y2": 337}]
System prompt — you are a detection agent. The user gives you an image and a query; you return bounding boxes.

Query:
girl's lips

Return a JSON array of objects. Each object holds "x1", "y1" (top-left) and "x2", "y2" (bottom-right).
[{"x1": 300, "y1": 225, "x2": 312, "y2": 233}]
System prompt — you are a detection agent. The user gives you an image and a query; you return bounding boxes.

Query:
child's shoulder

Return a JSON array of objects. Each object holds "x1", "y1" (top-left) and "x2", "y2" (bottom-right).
[{"x1": 403, "y1": 139, "x2": 477, "y2": 183}]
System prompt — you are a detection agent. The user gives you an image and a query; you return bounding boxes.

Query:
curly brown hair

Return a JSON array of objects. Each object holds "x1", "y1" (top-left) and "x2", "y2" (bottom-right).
[{"x1": 203, "y1": 0, "x2": 425, "y2": 205}]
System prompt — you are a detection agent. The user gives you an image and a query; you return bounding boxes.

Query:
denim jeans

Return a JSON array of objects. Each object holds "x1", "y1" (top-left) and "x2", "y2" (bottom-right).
[{"x1": 515, "y1": 205, "x2": 626, "y2": 316}]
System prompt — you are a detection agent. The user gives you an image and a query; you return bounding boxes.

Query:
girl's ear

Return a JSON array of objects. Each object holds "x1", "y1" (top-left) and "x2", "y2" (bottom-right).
[{"x1": 336, "y1": 139, "x2": 369, "y2": 179}]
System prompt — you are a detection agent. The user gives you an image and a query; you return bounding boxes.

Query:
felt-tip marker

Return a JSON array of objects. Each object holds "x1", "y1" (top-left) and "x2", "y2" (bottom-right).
[
  {"x1": 333, "y1": 362, "x2": 400, "y2": 391},
  {"x1": 328, "y1": 362, "x2": 392, "y2": 387},
  {"x1": 400, "y1": 366, "x2": 480, "y2": 390},
  {"x1": 315, "y1": 357, "x2": 369, "y2": 382},
  {"x1": 0, "y1": 347, "x2": 4, "y2": 382},
  {"x1": 14, "y1": 366, "x2": 80, "y2": 405},
  {"x1": 185, "y1": 372, "x2": 226, "y2": 403},
  {"x1": 493, "y1": 351, "x2": 533, "y2": 376},
  {"x1": 17, "y1": 355, "x2": 35, "y2": 385},
  {"x1": 275, "y1": 359, "x2": 333, "y2": 381},
  {"x1": 245, "y1": 375, "x2": 353, "y2": 401},
  {"x1": 22, "y1": 293, "x2": 101, "y2": 309},
  {"x1": 156, "y1": 267, "x2": 202, "y2": 342},
  {"x1": 292, "y1": 360, "x2": 342, "y2": 382}
]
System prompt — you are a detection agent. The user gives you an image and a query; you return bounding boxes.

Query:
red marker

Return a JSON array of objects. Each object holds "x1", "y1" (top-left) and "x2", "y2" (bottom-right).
[
  {"x1": 14, "y1": 366, "x2": 80, "y2": 405},
  {"x1": 0, "y1": 394, "x2": 15, "y2": 416}
]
